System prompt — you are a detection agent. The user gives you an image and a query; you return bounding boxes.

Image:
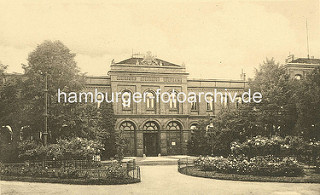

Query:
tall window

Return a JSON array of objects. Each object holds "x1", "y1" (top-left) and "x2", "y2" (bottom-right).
[
  {"x1": 169, "y1": 91, "x2": 178, "y2": 110},
  {"x1": 146, "y1": 91, "x2": 155, "y2": 110},
  {"x1": 206, "y1": 95, "x2": 214, "y2": 111},
  {"x1": 190, "y1": 96, "x2": 198, "y2": 111},
  {"x1": 122, "y1": 90, "x2": 132, "y2": 110}
]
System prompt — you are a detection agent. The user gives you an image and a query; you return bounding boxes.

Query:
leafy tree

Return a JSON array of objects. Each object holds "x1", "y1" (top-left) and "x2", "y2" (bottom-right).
[
  {"x1": 0, "y1": 62, "x2": 7, "y2": 78},
  {"x1": 188, "y1": 58, "x2": 301, "y2": 157},
  {"x1": 247, "y1": 58, "x2": 297, "y2": 136},
  {"x1": 187, "y1": 119, "x2": 211, "y2": 156},
  {"x1": 21, "y1": 40, "x2": 87, "y2": 142},
  {"x1": 0, "y1": 63, "x2": 21, "y2": 162},
  {"x1": 98, "y1": 102, "x2": 117, "y2": 160},
  {"x1": 294, "y1": 67, "x2": 320, "y2": 140},
  {"x1": 115, "y1": 129, "x2": 126, "y2": 161},
  {"x1": 210, "y1": 108, "x2": 248, "y2": 156},
  {"x1": 0, "y1": 78, "x2": 23, "y2": 128}
]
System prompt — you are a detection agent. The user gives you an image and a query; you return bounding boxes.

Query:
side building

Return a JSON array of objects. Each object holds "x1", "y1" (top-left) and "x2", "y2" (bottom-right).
[
  {"x1": 86, "y1": 52, "x2": 246, "y2": 157},
  {"x1": 285, "y1": 57, "x2": 320, "y2": 79}
]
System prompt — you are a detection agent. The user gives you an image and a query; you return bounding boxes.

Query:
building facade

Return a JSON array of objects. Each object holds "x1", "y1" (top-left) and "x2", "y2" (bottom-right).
[
  {"x1": 86, "y1": 52, "x2": 246, "y2": 157},
  {"x1": 2, "y1": 54, "x2": 319, "y2": 157},
  {"x1": 285, "y1": 57, "x2": 320, "y2": 79}
]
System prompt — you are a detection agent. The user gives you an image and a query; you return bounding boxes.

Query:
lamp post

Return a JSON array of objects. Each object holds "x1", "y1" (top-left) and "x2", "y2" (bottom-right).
[{"x1": 43, "y1": 72, "x2": 48, "y2": 146}]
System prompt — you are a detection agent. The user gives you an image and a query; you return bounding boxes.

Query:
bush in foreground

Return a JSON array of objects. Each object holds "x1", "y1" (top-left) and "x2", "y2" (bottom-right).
[
  {"x1": 17, "y1": 137, "x2": 104, "y2": 161},
  {"x1": 194, "y1": 155, "x2": 304, "y2": 177},
  {"x1": 0, "y1": 162, "x2": 130, "y2": 180}
]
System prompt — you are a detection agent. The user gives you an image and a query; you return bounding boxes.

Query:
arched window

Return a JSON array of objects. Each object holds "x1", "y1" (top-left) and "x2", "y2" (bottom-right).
[
  {"x1": 119, "y1": 121, "x2": 136, "y2": 131},
  {"x1": 190, "y1": 124, "x2": 198, "y2": 130},
  {"x1": 167, "y1": 121, "x2": 182, "y2": 130},
  {"x1": 190, "y1": 123, "x2": 198, "y2": 134},
  {"x1": 122, "y1": 90, "x2": 132, "y2": 110},
  {"x1": 143, "y1": 121, "x2": 159, "y2": 131},
  {"x1": 294, "y1": 74, "x2": 302, "y2": 80},
  {"x1": 169, "y1": 90, "x2": 178, "y2": 110},
  {"x1": 206, "y1": 95, "x2": 214, "y2": 111},
  {"x1": 145, "y1": 91, "x2": 155, "y2": 110}
]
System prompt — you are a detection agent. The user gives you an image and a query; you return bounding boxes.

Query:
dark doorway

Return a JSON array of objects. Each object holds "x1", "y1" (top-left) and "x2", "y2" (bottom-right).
[{"x1": 143, "y1": 133, "x2": 158, "y2": 156}]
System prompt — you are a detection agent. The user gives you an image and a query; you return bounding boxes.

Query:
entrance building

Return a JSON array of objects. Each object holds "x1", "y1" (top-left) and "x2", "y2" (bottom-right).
[{"x1": 85, "y1": 52, "x2": 246, "y2": 156}]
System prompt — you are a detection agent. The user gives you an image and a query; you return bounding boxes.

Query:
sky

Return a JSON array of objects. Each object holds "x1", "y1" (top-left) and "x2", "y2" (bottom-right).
[{"x1": 0, "y1": 0, "x2": 319, "y2": 79}]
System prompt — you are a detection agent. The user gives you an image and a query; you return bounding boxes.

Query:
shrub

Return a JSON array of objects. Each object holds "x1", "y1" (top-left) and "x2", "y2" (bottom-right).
[
  {"x1": 195, "y1": 155, "x2": 304, "y2": 177},
  {"x1": 0, "y1": 162, "x2": 130, "y2": 180},
  {"x1": 105, "y1": 162, "x2": 128, "y2": 179},
  {"x1": 230, "y1": 135, "x2": 320, "y2": 159},
  {"x1": 57, "y1": 166, "x2": 79, "y2": 179},
  {"x1": 18, "y1": 137, "x2": 104, "y2": 161}
]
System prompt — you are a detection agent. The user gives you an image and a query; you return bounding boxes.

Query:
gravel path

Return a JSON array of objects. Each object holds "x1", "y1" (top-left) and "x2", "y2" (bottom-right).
[{"x1": 1, "y1": 165, "x2": 320, "y2": 195}]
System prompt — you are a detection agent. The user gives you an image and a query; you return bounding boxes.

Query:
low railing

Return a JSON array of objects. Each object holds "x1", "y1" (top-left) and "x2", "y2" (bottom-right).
[
  {"x1": 178, "y1": 158, "x2": 196, "y2": 175},
  {"x1": 0, "y1": 159, "x2": 141, "y2": 181}
]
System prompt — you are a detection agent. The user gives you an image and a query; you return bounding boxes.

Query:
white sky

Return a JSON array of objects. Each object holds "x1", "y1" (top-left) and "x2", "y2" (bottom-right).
[{"x1": 0, "y1": 0, "x2": 319, "y2": 79}]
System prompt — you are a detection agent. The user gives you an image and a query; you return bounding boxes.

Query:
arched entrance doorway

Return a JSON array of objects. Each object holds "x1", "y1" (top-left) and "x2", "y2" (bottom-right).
[
  {"x1": 143, "y1": 121, "x2": 160, "y2": 156},
  {"x1": 119, "y1": 121, "x2": 136, "y2": 156},
  {"x1": 166, "y1": 121, "x2": 183, "y2": 155}
]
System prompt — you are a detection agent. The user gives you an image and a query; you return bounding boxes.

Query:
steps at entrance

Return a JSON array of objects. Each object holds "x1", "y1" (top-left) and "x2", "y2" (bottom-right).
[
  {"x1": 124, "y1": 155, "x2": 192, "y2": 166},
  {"x1": 136, "y1": 158, "x2": 178, "y2": 166}
]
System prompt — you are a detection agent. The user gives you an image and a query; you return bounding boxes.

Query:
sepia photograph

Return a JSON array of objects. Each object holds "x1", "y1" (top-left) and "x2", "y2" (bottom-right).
[{"x1": 0, "y1": 0, "x2": 320, "y2": 194}]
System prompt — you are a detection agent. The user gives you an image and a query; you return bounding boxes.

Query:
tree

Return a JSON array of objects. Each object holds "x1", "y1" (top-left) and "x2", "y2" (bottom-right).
[
  {"x1": 247, "y1": 58, "x2": 297, "y2": 136},
  {"x1": 294, "y1": 67, "x2": 320, "y2": 140},
  {"x1": 98, "y1": 102, "x2": 117, "y2": 160},
  {"x1": 21, "y1": 40, "x2": 87, "y2": 142},
  {"x1": 209, "y1": 108, "x2": 249, "y2": 156},
  {"x1": 0, "y1": 62, "x2": 21, "y2": 162},
  {"x1": 0, "y1": 62, "x2": 7, "y2": 78},
  {"x1": 187, "y1": 119, "x2": 212, "y2": 156}
]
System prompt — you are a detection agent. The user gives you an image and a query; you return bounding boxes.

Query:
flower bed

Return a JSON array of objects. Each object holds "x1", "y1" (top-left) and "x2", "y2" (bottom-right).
[
  {"x1": 194, "y1": 155, "x2": 304, "y2": 177},
  {"x1": 178, "y1": 166, "x2": 320, "y2": 183}
]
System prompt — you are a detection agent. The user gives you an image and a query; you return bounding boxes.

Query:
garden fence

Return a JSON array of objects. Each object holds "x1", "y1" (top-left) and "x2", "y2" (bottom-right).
[
  {"x1": 178, "y1": 158, "x2": 196, "y2": 175},
  {"x1": 1, "y1": 159, "x2": 141, "y2": 181}
]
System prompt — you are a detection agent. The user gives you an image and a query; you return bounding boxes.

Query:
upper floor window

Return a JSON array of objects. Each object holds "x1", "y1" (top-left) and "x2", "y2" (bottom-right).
[
  {"x1": 190, "y1": 96, "x2": 198, "y2": 111},
  {"x1": 169, "y1": 91, "x2": 178, "y2": 110},
  {"x1": 206, "y1": 95, "x2": 214, "y2": 111},
  {"x1": 122, "y1": 90, "x2": 132, "y2": 110},
  {"x1": 146, "y1": 91, "x2": 155, "y2": 110}
]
